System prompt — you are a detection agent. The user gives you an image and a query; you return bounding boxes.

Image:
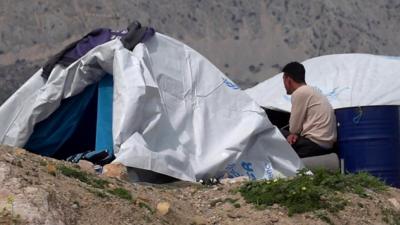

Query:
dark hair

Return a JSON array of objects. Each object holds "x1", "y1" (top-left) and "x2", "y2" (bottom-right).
[{"x1": 282, "y1": 62, "x2": 306, "y2": 83}]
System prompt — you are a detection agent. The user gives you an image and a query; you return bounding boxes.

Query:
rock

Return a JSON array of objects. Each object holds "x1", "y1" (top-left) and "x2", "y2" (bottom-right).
[
  {"x1": 220, "y1": 176, "x2": 249, "y2": 185},
  {"x1": 0, "y1": 162, "x2": 10, "y2": 183},
  {"x1": 271, "y1": 203, "x2": 279, "y2": 209},
  {"x1": 46, "y1": 163, "x2": 57, "y2": 176},
  {"x1": 156, "y1": 201, "x2": 170, "y2": 216},
  {"x1": 270, "y1": 216, "x2": 279, "y2": 223},
  {"x1": 14, "y1": 148, "x2": 26, "y2": 156},
  {"x1": 77, "y1": 160, "x2": 95, "y2": 174},
  {"x1": 192, "y1": 215, "x2": 207, "y2": 225},
  {"x1": 72, "y1": 203, "x2": 79, "y2": 209},
  {"x1": 3, "y1": 153, "x2": 14, "y2": 163},
  {"x1": 221, "y1": 203, "x2": 234, "y2": 212},
  {"x1": 227, "y1": 212, "x2": 241, "y2": 218},
  {"x1": 102, "y1": 163, "x2": 128, "y2": 180},
  {"x1": 388, "y1": 198, "x2": 400, "y2": 210}
]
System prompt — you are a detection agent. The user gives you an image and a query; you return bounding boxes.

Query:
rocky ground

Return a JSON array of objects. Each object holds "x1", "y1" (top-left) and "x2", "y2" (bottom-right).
[{"x1": 1, "y1": 145, "x2": 400, "y2": 225}]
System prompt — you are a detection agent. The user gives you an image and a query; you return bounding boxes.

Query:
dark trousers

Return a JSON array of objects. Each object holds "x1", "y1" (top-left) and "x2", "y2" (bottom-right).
[{"x1": 280, "y1": 129, "x2": 332, "y2": 158}]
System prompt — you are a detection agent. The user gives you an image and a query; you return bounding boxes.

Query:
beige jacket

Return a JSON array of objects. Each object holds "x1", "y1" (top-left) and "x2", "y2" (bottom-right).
[{"x1": 289, "y1": 85, "x2": 337, "y2": 149}]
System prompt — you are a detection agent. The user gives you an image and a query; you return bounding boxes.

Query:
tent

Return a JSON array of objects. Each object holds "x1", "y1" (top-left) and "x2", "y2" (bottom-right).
[
  {"x1": 245, "y1": 54, "x2": 400, "y2": 175},
  {"x1": 246, "y1": 54, "x2": 400, "y2": 112},
  {"x1": 0, "y1": 32, "x2": 303, "y2": 181}
]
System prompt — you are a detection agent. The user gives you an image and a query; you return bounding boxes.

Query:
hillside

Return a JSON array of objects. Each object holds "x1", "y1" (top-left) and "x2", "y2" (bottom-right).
[
  {"x1": 1, "y1": 145, "x2": 400, "y2": 225},
  {"x1": 1, "y1": 0, "x2": 400, "y2": 103}
]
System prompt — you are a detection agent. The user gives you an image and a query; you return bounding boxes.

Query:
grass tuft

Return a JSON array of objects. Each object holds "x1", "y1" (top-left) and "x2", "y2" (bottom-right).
[
  {"x1": 58, "y1": 165, "x2": 90, "y2": 183},
  {"x1": 239, "y1": 168, "x2": 387, "y2": 216},
  {"x1": 138, "y1": 202, "x2": 155, "y2": 214},
  {"x1": 108, "y1": 187, "x2": 132, "y2": 201},
  {"x1": 58, "y1": 165, "x2": 109, "y2": 189}
]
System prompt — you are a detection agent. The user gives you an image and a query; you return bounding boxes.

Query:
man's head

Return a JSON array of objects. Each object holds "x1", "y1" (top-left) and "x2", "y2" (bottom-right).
[{"x1": 282, "y1": 62, "x2": 306, "y2": 95}]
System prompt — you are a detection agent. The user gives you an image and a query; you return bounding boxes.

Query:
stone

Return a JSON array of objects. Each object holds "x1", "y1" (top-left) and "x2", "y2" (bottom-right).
[
  {"x1": 14, "y1": 148, "x2": 26, "y2": 156},
  {"x1": 227, "y1": 212, "x2": 241, "y2": 218},
  {"x1": 77, "y1": 160, "x2": 95, "y2": 174},
  {"x1": 46, "y1": 163, "x2": 57, "y2": 176},
  {"x1": 102, "y1": 163, "x2": 128, "y2": 180},
  {"x1": 220, "y1": 176, "x2": 249, "y2": 185},
  {"x1": 192, "y1": 215, "x2": 207, "y2": 225},
  {"x1": 0, "y1": 162, "x2": 10, "y2": 183},
  {"x1": 388, "y1": 198, "x2": 400, "y2": 210},
  {"x1": 156, "y1": 201, "x2": 170, "y2": 216},
  {"x1": 270, "y1": 216, "x2": 279, "y2": 223}
]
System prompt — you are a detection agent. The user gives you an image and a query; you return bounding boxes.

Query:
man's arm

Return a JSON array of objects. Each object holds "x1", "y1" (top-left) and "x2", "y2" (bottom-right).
[{"x1": 289, "y1": 91, "x2": 308, "y2": 135}]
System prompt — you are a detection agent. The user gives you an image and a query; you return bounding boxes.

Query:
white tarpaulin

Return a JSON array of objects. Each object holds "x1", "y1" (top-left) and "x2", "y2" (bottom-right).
[
  {"x1": 0, "y1": 33, "x2": 303, "y2": 181},
  {"x1": 246, "y1": 54, "x2": 400, "y2": 112}
]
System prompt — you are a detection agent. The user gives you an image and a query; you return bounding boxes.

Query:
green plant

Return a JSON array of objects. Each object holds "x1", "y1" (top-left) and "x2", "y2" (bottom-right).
[
  {"x1": 58, "y1": 165, "x2": 109, "y2": 189},
  {"x1": 239, "y1": 168, "x2": 387, "y2": 216},
  {"x1": 314, "y1": 210, "x2": 333, "y2": 225},
  {"x1": 138, "y1": 202, "x2": 154, "y2": 214},
  {"x1": 58, "y1": 165, "x2": 90, "y2": 183},
  {"x1": 108, "y1": 187, "x2": 132, "y2": 201},
  {"x1": 87, "y1": 188, "x2": 108, "y2": 198},
  {"x1": 90, "y1": 178, "x2": 109, "y2": 189}
]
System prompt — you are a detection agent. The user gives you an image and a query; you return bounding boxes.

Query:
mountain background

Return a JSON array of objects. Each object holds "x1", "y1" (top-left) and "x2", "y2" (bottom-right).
[{"x1": 1, "y1": 0, "x2": 400, "y2": 104}]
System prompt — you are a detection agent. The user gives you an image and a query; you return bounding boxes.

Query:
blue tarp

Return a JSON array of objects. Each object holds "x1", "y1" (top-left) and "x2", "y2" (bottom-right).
[
  {"x1": 95, "y1": 74, "x2": 114, "y2": 160},
  {"x1": 25, "y1": 84, "x2": 97, "y2": 156},
  {"x1": 25, "y1": 74, "x2": 114, "y2": 162}
]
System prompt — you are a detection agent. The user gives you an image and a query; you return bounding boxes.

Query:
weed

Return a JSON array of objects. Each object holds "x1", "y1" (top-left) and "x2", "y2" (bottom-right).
[
  {"x1": 139, "y1": 202, "x2": 155, "y2": 214},
  {"x1": 87, "y1": 188, "x2": 108, "y2": 198},
  {"x1": 314, "y1": 210, "x2": 333, "y2": 225},
  {"x1": 90, "y1": 178, "x2": 109, "y2": 189},
  {"x1": 58, "y1": 165, "x2": 109, "y2": 189},
  {"x1": 108, "y1": 187, "x2": 132, "y2": 201},
  {"x1": 239, "y1": 168, "x2": 387, "y2": 216},
  {"x1": 58, "y1": 165, "x2": 90, "y2": 183}
]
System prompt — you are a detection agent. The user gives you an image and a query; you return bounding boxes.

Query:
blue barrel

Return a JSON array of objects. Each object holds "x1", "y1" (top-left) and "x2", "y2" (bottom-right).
[{"x1": 335, "y1": 105, "x2": 400, "y2": 187}]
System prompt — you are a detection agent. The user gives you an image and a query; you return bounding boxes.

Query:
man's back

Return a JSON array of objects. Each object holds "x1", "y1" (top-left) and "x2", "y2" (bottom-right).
[{"x1": 290, "y1": 85, "x2": 337, "y2": 149}]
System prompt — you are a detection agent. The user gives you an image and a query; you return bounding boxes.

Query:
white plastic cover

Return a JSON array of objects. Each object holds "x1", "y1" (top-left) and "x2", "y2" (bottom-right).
[
  {"x1": 246, "y1": 54, "x2": 400, "y2": 112},
  {"x1": 0, "y1": 33, "x2": 303, "y2": 181}
]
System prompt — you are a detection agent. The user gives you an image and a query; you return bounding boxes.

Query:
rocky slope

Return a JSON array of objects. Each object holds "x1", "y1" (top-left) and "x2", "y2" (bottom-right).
[
  {"x1": 1, "y1": 0, "x2": 400, "y2": 103},
  {"x1": 1, "y1": 145, "x2": 400, "y2": 225}
]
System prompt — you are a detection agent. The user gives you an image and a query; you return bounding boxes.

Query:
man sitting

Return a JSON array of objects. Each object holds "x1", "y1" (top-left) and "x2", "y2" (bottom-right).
[{"x1": 280, "y1": 62, "x2": 337, "y2": 158}]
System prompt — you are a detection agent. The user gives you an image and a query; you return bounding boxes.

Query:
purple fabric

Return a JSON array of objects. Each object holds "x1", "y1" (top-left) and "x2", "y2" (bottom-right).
[
  {"x1": 42, "y1": 21, "x2": 155, "y2": 79},
  {"x1": 141, "y1": 27, "x2": 156, "y2": 43},
  {"x1": 60, "y1": 28, "x2": 113, "y2": 65}
]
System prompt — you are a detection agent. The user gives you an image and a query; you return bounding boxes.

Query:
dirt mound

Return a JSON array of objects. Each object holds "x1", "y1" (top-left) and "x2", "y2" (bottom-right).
[{"x1": 1, "y1": 145, "x2": 400, "y2": 225}]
